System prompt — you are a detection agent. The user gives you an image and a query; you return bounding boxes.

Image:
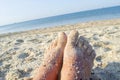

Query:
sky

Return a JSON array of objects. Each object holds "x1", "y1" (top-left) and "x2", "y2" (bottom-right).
[{"x1": 0, "y1": 0, "x2": 120, "y2": 26}]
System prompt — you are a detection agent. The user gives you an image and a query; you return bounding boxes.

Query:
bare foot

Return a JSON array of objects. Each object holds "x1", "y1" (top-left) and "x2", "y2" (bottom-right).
[
  {"x1": 61, "y1": 30, "x2": 96, "y2": 80},
  {"x1": 33, "y1": 32, "x2": 67, "y2": 80}
]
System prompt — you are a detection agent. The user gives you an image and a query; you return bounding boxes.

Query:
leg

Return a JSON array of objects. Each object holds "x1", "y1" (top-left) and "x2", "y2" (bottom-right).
[
  {"x1": 61, "y1": 30, "x2": 96, "y2": 80},
  {"x1": 33, "y1": 32, "x2": 67, "y2": 80}
]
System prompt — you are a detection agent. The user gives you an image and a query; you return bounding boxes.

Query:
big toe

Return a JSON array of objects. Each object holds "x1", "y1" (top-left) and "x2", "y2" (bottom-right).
[
  {"x1": 57, "y1": 32, "x2": 67, "y2": 48},
  {"x1": 67, "y1": 30, "x2": 79, "y2": 46}
]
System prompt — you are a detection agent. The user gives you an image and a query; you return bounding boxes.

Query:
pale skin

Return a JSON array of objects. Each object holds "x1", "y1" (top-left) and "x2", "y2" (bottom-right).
[{"x1": 32, "y1": 30, "x2": 96, "y2": 80}]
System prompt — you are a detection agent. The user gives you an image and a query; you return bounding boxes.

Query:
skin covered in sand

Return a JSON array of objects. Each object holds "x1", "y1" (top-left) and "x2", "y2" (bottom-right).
[
  {"x1": 32, "y1": 30, "x2": 96, "y2": 80},
  {"x1": 33, "y1": 32, "x2": 67, "y2": 80},
  {"x1": 60, "y1": 30, "x2": 96, "y2": 80}
]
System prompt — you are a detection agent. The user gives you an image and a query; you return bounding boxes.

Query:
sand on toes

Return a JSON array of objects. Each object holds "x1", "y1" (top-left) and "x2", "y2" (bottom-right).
[
  {"x1": 61, "y1": 30, "x2": 96, "y2": 80},
  {"x1": 33, "y1": 32, "x2": 67, "y2": 80}
]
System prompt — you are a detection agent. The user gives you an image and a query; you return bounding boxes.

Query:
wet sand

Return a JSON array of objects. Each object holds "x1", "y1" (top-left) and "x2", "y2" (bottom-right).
[{"x1": 0, "y1": 19, "x2": 120, "y2": 80}]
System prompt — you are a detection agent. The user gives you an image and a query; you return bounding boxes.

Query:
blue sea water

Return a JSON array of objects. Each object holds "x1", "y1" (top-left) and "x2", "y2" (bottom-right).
[{"x1": 0, "y1": 6, "x2": 120, "y2": 34}]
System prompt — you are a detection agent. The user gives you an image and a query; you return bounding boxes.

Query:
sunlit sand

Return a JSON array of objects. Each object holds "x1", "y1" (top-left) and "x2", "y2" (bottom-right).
[{"x1": 0, "y1": 19, "x2": 120, "y2": 80}]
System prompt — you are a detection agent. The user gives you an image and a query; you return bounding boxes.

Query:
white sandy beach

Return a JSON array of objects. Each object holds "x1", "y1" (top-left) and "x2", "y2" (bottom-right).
[{"x1": 0, "y1": 19, "x2": 120, "y2": 80}]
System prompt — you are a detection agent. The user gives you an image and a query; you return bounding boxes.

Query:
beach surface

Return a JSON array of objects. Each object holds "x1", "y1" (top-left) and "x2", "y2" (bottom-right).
[{"x1": 0, "y1": 19, "x2": 120, "y2": 80}]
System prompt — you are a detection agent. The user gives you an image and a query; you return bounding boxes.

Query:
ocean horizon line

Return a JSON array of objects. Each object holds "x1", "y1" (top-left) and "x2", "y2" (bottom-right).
[
  {"x1": 0, "y1": 5, "x2": 119, "y2": 27},
  {"x1": 0, "y1": 5, "x2": 120, "y2": 34}
]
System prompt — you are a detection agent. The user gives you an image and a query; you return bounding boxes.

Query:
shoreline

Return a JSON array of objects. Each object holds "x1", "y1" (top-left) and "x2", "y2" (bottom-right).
[{"x1": 0, "y1": 18, "x2": 120, "y2": 37}]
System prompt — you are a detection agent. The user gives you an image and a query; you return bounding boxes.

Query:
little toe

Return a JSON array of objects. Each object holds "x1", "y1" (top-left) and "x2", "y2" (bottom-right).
[
  {"x1": 57, "y1": 32, "x2": 67, "y2": 48},
  {"x1": 49, "y1": 38, "x2": 58, "y2": 49},
  {"x1": 90, "y1": 50, "x2": 96, "y2": 60},
  {"x1": 67, "y1": 30, "x2": 79, "y2": 46}
]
